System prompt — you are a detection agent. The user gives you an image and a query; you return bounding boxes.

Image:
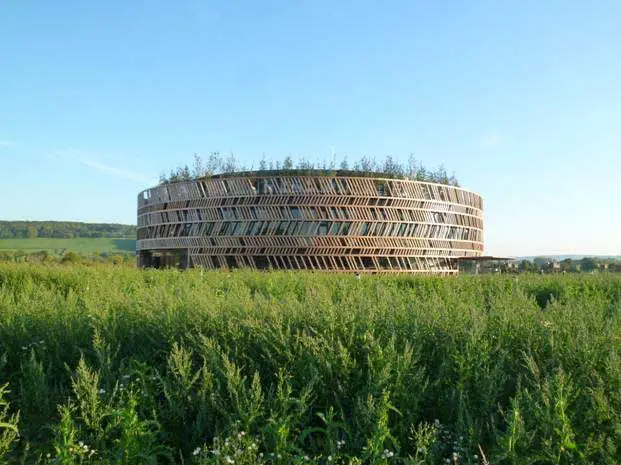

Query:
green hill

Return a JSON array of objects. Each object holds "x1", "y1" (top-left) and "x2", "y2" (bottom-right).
[
  {"x1": 0, "y1": 221, "x2": 136, "y2": 255},
  {"x1": 0, "y1": 237, "x2": 135, "y2": 254}
]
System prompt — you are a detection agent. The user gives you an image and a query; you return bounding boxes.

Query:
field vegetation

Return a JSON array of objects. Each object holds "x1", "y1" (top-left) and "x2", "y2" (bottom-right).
[
  {"x1": 0, "y1": 265, "x2": 619, "y2": 464},
  {"x1": 0, "y1": 238, "x2": 136, "y2": 255},
  {"x1": 0, "y1": 221, "x2": 136, "y2": 263}
]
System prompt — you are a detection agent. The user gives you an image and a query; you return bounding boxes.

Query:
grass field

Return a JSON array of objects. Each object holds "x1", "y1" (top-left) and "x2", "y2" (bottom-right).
[
  {"x1": 0, "y1": 265, "x2": 620, "y2": 464},
  {"x1": 0, "y1": 238, "x2": 136, "y2": 254}
]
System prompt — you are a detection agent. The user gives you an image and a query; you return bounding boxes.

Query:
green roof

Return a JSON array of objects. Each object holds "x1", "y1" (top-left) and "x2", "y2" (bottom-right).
[{"x1": 210, "y1": 169, "x2": 408, "y2": 180}]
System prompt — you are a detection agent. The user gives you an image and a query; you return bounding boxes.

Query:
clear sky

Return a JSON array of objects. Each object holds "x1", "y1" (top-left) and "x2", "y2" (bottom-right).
[{"x1": 1, "y1": 1, "x2": 620, "y2": 256}]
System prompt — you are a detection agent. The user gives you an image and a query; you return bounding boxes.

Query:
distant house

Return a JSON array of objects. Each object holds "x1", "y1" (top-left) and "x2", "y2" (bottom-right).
[
  {"x1": 506, "y1": 261, "x2": 519, "y2": 272},
  {"x1": 456, "y1": 256, "x2": 514, "y2": 274}
]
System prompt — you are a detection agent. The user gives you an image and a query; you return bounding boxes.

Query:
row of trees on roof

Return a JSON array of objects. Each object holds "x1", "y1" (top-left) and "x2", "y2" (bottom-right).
[{"x1": 159, "y1": 153, "x2": 460, "y2": 186}]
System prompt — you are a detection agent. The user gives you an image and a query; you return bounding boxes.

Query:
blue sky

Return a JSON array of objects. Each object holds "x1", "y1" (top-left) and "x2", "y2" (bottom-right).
[{"x1": 1, "y1": 1, "x2": 620, "y2": 256}]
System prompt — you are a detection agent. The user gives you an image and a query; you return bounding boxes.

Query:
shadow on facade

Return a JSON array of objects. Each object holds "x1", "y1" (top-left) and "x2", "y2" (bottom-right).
[{"x1": 138, "y1": 250, "x2": 188, "y2": 269}]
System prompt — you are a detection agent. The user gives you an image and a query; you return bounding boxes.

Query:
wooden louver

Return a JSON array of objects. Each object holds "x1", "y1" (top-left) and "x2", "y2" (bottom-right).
[{"x1": 136, "y1": 173, "x2": 484, "y2": 273}]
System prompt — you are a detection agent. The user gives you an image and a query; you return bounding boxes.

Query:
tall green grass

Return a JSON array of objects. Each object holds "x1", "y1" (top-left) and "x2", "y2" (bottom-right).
[{"x1": 0, "y1": 264, "x2": 619, "y2": 464}]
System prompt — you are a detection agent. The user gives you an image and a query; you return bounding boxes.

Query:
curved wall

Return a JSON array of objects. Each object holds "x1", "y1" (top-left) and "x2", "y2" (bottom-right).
[{"x1": 137, "y1": 173, "x2": 483, "y2": 273}]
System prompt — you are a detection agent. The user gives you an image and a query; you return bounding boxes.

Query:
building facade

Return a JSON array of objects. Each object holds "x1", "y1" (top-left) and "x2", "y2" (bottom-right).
[{"x1": 137, "y1": 171, "x2": 484, "y2": 273}]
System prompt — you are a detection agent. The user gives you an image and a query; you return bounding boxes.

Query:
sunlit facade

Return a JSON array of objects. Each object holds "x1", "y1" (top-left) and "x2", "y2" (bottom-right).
[{"x1": 137, "y1": 171, "x2": 483, "y2": 273}]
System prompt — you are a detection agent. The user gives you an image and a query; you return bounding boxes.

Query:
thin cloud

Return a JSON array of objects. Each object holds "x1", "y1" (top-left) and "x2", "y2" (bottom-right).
[
  {"x1": 0, "y1": 139, "x2": 15, "y2": 147},
  {"x1": 56, "y1": 149, "x2": 155, "y2": 184}
]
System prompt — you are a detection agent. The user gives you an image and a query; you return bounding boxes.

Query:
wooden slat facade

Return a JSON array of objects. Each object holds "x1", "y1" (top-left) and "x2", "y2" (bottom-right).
[{"x1": 136, "y1": 173, "x2": 484, "y2": 273}]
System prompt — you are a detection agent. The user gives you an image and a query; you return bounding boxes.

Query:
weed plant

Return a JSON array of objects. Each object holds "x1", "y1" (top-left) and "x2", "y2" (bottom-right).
[{"x1": 0, "y1": 264, "x2": 619, "y2": 464}]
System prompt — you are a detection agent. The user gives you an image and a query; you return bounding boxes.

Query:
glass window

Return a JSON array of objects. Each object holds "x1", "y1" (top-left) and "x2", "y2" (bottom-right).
[
  {"x1": 329, "y1": 222, "x2": 341, "y2": 235},
  {"x1": 218, "y1": 222, "x2": 230, "y2": 236},
  {"x1": 182, "y1": 223, "x2": 192, "y2": 237},
  {"x1": 275, "y1": 221, "x2": 289, "y2": 235},
  {"x1": 318, "y1": 221, "x2": 329, "y2": 235},
  {"x1": 287, "y1": 222, "x2": 299, "y2": 235},
  {"x1": 299, "y1": 221, "x2": 312, "y2": 235},
  {"x1": 375, "y1": 182, "x2": 384, "y2": 196}
]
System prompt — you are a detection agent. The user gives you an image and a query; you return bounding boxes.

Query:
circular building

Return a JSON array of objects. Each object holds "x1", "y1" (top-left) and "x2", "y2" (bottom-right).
[{"x1": 137, "y1": 170, "x2": 483, "y2": 273}]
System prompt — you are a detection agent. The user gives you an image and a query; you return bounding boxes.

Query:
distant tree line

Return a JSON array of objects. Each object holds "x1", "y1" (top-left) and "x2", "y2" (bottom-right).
[
  {"x1": 512, "y1": 257, "x2": 621, "y2": 274},
  {"x1": 0, "y1": 221, "x2": 136, "y2": 239},
  {"x1": 159, "y1": 153, "x2": 460, "y2": 186}
]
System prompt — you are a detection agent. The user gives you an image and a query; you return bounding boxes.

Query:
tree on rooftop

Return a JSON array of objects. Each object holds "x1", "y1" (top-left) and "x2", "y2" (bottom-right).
[
  {"x1": 383, "y1": 155, "x2": 403, "y2": 177},
  {"x1": 259, "y1": 154, "x2": 268, "y2": 171},
  {"x1": 282, "y1": 156, "x2": 294, "y2": 170},
  {"x1": 158, "y1": 153, "x2": 461, "y2": 186}
]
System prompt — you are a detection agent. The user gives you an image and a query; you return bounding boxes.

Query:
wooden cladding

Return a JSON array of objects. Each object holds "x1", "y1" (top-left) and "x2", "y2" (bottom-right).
[{"x1": 137, "y1": 174, "x2": 484, "y2": 273}]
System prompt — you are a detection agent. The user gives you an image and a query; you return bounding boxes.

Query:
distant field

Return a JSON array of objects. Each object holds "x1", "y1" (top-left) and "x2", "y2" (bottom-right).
[{"x1": 0, "y1": 237, "x2": 136, "y2": 254}]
